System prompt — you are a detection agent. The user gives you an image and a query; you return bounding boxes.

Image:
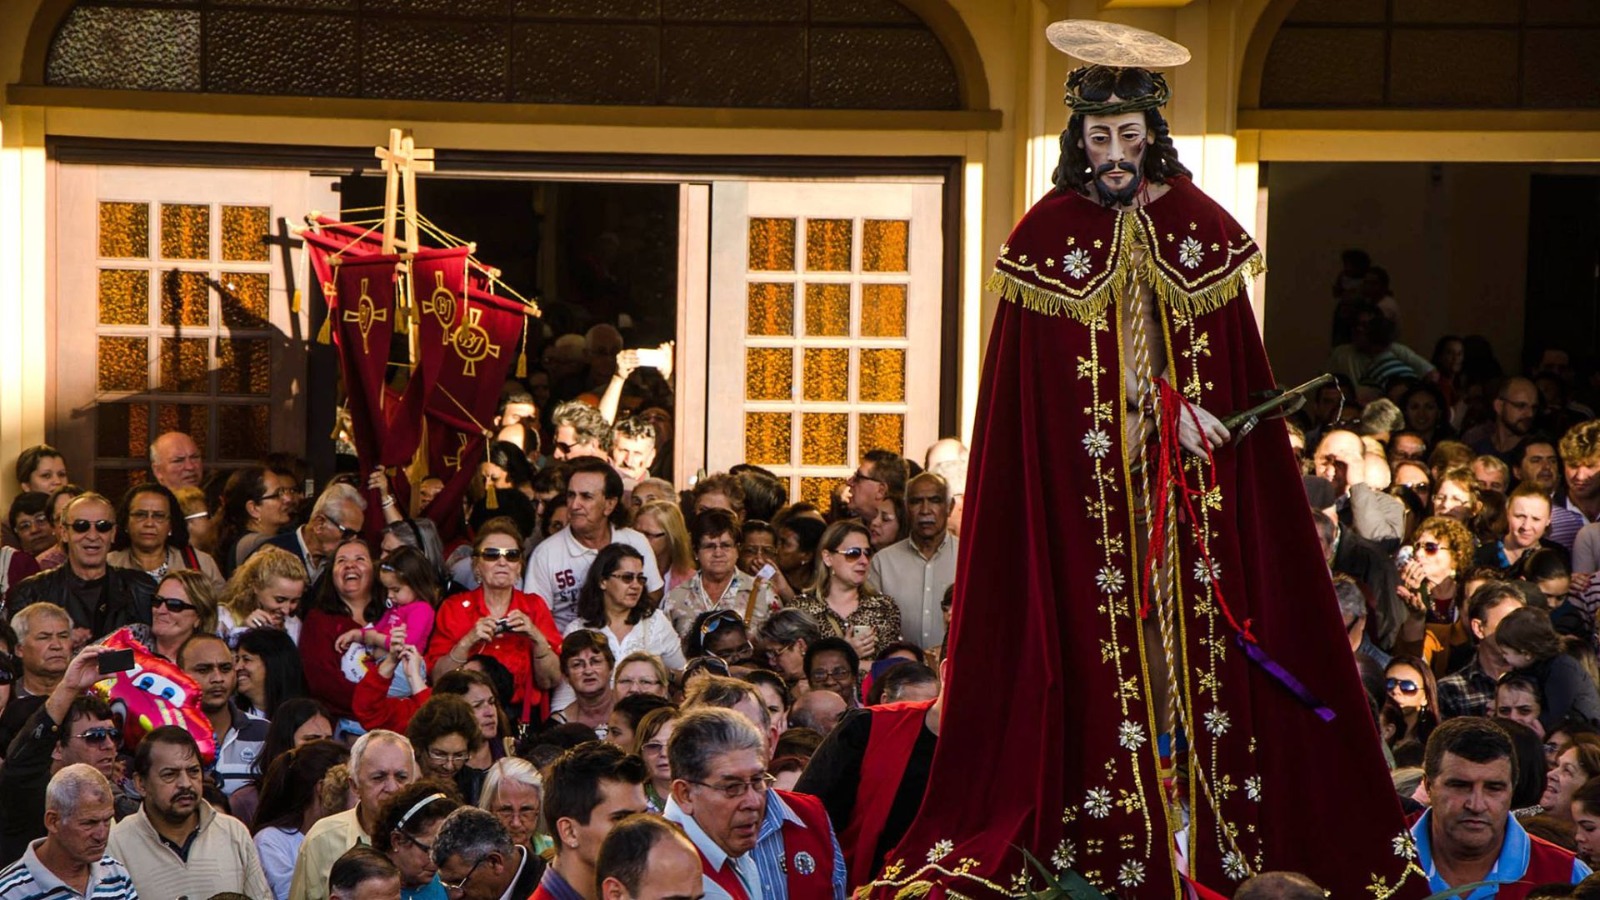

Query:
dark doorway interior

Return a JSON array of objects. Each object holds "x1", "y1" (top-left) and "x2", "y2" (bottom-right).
[{"x1": 1525, "y1": 175, "x2": 1600, "y2": 373}]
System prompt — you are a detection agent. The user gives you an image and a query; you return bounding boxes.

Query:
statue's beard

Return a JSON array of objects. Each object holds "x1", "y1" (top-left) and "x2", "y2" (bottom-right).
[{"x1": 1092, "y1": 161, "x2": 1143, "y2": 206}]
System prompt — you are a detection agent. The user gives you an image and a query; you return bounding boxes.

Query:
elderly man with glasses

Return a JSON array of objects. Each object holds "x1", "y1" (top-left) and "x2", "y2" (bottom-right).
[
  {"x1": 0, "y1": 645, "x2": 129, "y2": 867},
  {"x1": 664, "y1": 708, "x2": 844, "y2": 900},
  {"x1": 256, "y1": 481, "x2": 368, "y2": 588},
  {"x1": 7, "y1": 493, "x2": 156, "y2": 643}
]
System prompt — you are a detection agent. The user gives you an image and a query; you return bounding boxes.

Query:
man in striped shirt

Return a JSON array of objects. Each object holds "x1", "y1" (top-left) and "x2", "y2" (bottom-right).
[{"x1": 0, "y1": 764, "x2": 137, "y2": 899}]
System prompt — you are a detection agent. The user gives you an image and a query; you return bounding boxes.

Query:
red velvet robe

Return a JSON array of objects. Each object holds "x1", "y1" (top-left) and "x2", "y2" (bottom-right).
[{"x1": 873, "y1": 179, "x2": 1427, "y2": 898}]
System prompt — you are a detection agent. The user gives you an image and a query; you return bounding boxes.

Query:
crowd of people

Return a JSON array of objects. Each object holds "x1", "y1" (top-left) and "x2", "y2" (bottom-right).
[{"x1": 1, "y1": 268, "x2": 1599, "y2": 898}]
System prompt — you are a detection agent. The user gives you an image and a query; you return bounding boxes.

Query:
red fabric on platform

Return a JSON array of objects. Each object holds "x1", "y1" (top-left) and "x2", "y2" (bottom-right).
[
  {"x1": 875, "y1": 181, "x2": 1425, "y2": 899},
  {"x1": 840, "y1": 700, "x2": 933, "y2": 887}
]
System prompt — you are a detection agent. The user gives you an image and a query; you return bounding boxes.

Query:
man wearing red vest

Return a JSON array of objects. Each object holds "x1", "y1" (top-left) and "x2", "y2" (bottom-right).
[
  {"x1": 663, "y1": 709, "x2": 845, "y2": 900},
  {"x1": 794, "y1": 665, "x2": 944, "y2": 887},
  {"x1": 1413, "y1": 718, "x2": 1590, "y2": 899}
]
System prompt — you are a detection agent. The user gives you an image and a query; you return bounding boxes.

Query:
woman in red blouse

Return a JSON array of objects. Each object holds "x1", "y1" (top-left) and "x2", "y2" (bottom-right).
[
  {"x1": 427, "y1": 519, "x2": 562, "y2": 723},
  {"x1": 300, "y1": 537, "x2": 383, "y2": 724}
]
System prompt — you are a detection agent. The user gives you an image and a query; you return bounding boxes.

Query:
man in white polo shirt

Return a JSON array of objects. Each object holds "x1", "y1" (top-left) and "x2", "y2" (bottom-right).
[{"x1": 525, "y1": 457, "x2": 661, "y2": 632}]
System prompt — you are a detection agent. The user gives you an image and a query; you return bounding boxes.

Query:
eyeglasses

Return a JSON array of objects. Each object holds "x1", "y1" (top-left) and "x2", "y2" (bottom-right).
[
  {"x1": 832, "y1": 547, "x2": 872, "y2": 561},
  {"x1": 617, "y1": 676, "x2": 662, "y2": 690},
  {"x1": 810, "y1": 666, "x2": 853, "y2": 683},
  {"x1": 638, "y1": 530, "x2": 667, "y2": 541},
  {"x1": 129, "y1": 510, "x2": 170, "y2": 522},
  {"x1": 397, "y1": 830, "x2": 434, "y2": 855},
  {"x1": 70, "y1": 520, "x2": 114, "y2": 534},
  {"x1": 689, "y1": 773, "x2": 777, "y2": 800},
  {"x1": 75, "y1": 727, "x2": 122, "y2": 745},
  {"x1": 427, "y1": 748, "x2": 471, "y2": 766},
  {"x1": 607, "y1": 571, "x2": 646, "y2": 584},
  {"x1": 764, "y1": 641, "x2": 798, "y2": 664},
  {"x1": 1417, "y1": 542, "x2": 1442, "y2": 555},
  {"x1": 553, "y1": 441, "x2": 576, "y2": 456},
  {"x1": 847, "y1": 469, "x2": 884, "y2": 486},
  {"x1": 1386, "y1": 678, "x2": 1420, "y2": 695},
  {"x1": 699, "y1": 541, "x2": 737, "y2": 554},
  {"x1": 1399, "y1": 482, "x2": 1429, "y2": 493},
  {"x1": 156, "y1": 598, "x2": 198, "y2": 614},
  {"x1": 710, "y1": 641, "x2": 754, "y2": 664},
  {"x1": 475, "y1": 547, "x2": 523, "y2": 562},
  {"x1": 441, "y1": 855, "x2": 488, "y2": 894},
  {"x1": 259, "y1": 490, "x2": 287, "y2": 501},
  {"x1": 321, "y1": 517, "x2": 358, "y2": 540}
]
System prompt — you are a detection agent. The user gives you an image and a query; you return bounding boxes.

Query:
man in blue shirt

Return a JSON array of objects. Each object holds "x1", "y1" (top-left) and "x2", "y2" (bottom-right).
[{"x1": 1412, "y1": 718, "x2": 1589, "y2": 899}]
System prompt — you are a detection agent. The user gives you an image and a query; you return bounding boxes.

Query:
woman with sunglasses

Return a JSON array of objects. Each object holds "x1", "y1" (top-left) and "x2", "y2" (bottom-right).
[
  {"x1": 789, "y1": 519, "x2": 903, "y2": 661},
  {"x1": 108, "y1": 483, "x2": 224, "y2": 594},
  {"x1": 633, "y1": 501, "x2": 696, "y2": 596},
  {"x1": 215, "y1": 465, "x2": 295, "y2": 578},
  {"x1": 427, "y1": 519, "x2": 562, "y2": 725},
  {"x1": 301, "y1": 537, "x2": 385, "y2": 728},
  {"x1": 1394, "y1": 515, "x2": 1477, "y2": 663},
  {"x1": 631, "y1": 706, "x2": 680, "y2": 812},
  {"x1": 568, "y1": 543, "x2": 685, "y2": 673},
  {"x1": 370, "y1": 779, "x2": 463, "y2": 900},
  {"x1": 1381, "y1": 655, "x2": 1438, "y2": 750},
  {"x1": 149, "y1": 569, "x2": 219, "y2": 662}
]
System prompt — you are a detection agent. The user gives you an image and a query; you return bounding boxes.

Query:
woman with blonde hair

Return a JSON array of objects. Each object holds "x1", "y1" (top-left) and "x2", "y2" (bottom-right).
[
  {"x1": 789, "y1": 519, "x2": 903, "y2": 660},
  {"x1": 150, "y1": 569, "x2": 219, "y2": 661},
  {"x1": 613, "y1": 651, "x2": 671, "y2": 699},
  {"x1": 217, "y1": 546, "x2": 308, "y2": 645},
  {"x1": 634, "y1": 500, "x2": 695, "y2": 594},
  {"x1": 631, "y1": 706, "x2": 680, "y2": 812}
]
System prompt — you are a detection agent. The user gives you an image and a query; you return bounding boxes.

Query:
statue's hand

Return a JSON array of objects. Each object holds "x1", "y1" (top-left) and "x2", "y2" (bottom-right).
[{"x1": 1177, "y1": 403, "x2": 1230, "y2": 457}]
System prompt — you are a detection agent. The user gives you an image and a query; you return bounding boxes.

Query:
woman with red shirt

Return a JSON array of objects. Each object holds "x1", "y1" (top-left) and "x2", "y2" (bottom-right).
[
  {"x1": 428, "y1": 519, "x2": 562, "y2": 723},
  {"x1": 301, "y1": 537, "x2": 383, "y2": 728}
]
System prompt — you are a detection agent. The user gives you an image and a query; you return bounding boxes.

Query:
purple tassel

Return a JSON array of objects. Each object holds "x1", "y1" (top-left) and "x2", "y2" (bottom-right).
[{"x1": 1236, "y1": 634, "x2": 1336, "y2": 723}]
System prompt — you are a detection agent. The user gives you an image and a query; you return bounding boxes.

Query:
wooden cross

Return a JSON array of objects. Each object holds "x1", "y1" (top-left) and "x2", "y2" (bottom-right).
[{"x1": 374, "y1": 128, "x2": 434, "y2": 255}]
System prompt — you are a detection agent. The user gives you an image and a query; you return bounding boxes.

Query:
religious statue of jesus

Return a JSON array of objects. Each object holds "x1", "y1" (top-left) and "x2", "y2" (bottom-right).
[{"x1": 871, "y1": 21, "x2": 1426, "y2": 900}]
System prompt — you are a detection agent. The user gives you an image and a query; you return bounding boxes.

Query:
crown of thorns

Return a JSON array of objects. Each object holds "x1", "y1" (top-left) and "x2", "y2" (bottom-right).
[{"x1": 1063, "y1": 67, "x2": 1172, "y2": 115}]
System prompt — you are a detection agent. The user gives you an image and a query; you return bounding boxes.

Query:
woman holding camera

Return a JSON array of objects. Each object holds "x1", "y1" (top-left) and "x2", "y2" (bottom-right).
[{"x1": 426, "y1": 519, "x2": 561, "y2": 725}]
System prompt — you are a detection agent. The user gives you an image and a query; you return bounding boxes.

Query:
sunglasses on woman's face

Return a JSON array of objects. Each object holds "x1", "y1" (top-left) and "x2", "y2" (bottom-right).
[
  {"x1": 1417, "y1": 542, "x2": 1442, "y2": 555},
  {"x1": 608, "y1": 571, "x2": 646, "y2": 584},
  {"x1": 1386, "y1": 678, "x2": 1420, "y2": 695},
  {"x1": 70, "y1": 519, "x2": 115, "y2": 534},
  {"x1": 475, "y1": 547, "x2": 523, "y2": 562},
  {"x1": 157, "y1": 598, "x2": 198, "y2": 614},
  {"x1": 833, "y1": 547, "x2": 872, "y2": 561}
]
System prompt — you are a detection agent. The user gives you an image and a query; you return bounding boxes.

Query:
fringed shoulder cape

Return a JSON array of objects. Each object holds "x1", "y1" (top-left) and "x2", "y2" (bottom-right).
[{"x1": 870, "y1": 179, "x2": 1427, "y2": 899}]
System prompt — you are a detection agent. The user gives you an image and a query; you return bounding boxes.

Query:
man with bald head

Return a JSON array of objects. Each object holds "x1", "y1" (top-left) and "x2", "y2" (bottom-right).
[
  {"x1": 149, "y1": 432, "x2": 203, "y2": 490},
  {"x1": 1313, "y1": 429, "x2": 1405, "y2": 550},
  {"x1": 788, "y1": 690, "x2": 846, "y2": 737},
  {"x1": 1464, "y1": 376, "x2": 1540, "y2": 462},
  {"x1": 290, "y1": 730, "x2": 416, "y2": 900}
]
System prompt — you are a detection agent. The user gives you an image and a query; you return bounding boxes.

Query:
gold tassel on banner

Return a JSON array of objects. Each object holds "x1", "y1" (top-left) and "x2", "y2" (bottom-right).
[
  {"x1": 316, "y1": 310, "x2": 333, "y2": 345},
  {"x1": 485, "y1": 480, "x2": 499, "y2": 510},
  {"x1": 291, "y1": 288, "x2": 302, "y2": 315},
  {"x1": 516, "y1": 314, "x2": 529, "y2": 378}
]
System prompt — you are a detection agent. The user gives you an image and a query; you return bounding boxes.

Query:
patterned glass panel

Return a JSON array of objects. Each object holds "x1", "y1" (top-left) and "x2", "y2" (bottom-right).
[
  {"x1": 96, "y1": 402, "x2": 151, "y2": 458},
  {"x1": 800, "y1": 412, "x2": 849, "y2": 466},
  {"x1": 157, "y1": 405, "x2": 211, "y2": 458},
  {"x1": 364, "y1": 18, "x2": 510, "y2": 102},
  {"x1": 93, "y1": 469, "x2": 144, "y2": 503},
  {"x1": 98, "y1": 203, "x2": 150, "y2": 259},
  {"x1": 805, "y1": 219, "x2": 854, "y2": 272},
  {"x1": 862, "y1": 219, "x2": 909, "y2": 272},
  {"x1": 45, "y1": 6, "x2": 202, "y2": 92},
  {"x1": 511, "y1": 22, "x2": 659, "y2": 104},
  {"x1": 218, "y1": 339, "x2": 272, "y2": 394},
  {"x1": 860, "y1": 283, "x2": 907, "y2": 337},
  {"x1": 745, "y1": 348, "x2": 793, "y2": 401},
  {"x1": 160, "y1": 338, "x2": 211, "y2": 393},
  {"x1": 217, "y1": 405, "x2": 272, "y2": 459},
  {"x1": 804, "y1": 283, "x2": 851, "y2": 337},
  {"x1": 859, "y1": 348, "x2": 905, "y2": 402},
  {"x1": 660, "y1": 25, "x2": 806, "y2": 107},
  {"x1": 809, "y1": 27, "x2": 959, "y2": 110},
  {"x1": 161, "y1": 271, "x2": 212, "y2": 327},
  {"x1": 748, "y1": 219, "x2": 796, "y2": 272},
  {"x1": 98, "y1": 269, "x2": 150, "y2": 326},
  {"x1": 802, "y1": 348, "x2": 849, "y2": 402},
  {"x1": 746, "y1": 283, "x2": 795, "y2": 336},
  {"x1": 161, "y1": 204, "x2": 211, "y2": 260},
  {"x1": 859, "y1": 412, "x2": 904, "y2": 455},
  {"x1": 221, "y1": 272, "x2": 271, "y2": 329},
  {"x1": 799, "y1": 476, "x2": 846, "y2": 510},
  {"x1": 744, "y1": 412, "x2": 792, "y2": 466},
  {"x1": 221, "y1": 206, "x2": 271, "y2": 262},
  {"x1": 207, "y1": 10, "x2": 360, "y2": 96},
  {"x1": 98, "y1": 337, "x2": 149, "y2": 392}
]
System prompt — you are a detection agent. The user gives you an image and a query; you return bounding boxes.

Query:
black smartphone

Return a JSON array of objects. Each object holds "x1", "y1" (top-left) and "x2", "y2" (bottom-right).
[{"x1": 97, "y1": 649, "x2": 136, "y2": 675}]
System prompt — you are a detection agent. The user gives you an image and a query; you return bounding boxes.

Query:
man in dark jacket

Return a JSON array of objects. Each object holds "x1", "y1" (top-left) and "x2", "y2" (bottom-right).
[{"x1": 5, "y1": 493, "x2": 154, "y2": 643}]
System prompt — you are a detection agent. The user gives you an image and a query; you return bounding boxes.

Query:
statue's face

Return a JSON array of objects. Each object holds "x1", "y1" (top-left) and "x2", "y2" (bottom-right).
[{"x1": 1078, "y1": 109, "x2": 1149, "y2": 206}]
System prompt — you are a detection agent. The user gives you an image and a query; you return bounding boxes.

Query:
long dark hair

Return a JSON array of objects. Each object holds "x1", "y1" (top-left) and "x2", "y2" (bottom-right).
[
  {"x1": 112, "y1": 482, "x2": 190, "y2": 551},
  {"x1": 575, "y1": 543, "x2": 649, "y2": 628},
  {"x1": 256, "y1": 698, "x2": 334, "y2": 782},
  {"x1": 1052, "y1": 66, "x2": 1190, "y2": 195},
  {"x1": 311, "y1": 537, "x2": 382, "y2": 623},
  {"x1": 252, "y1": 737, "x2": 348, "y2": 834},
  {"x1": 217, "y1": 465, "x2": 276, "y2": 551},
  {"x1": 236, "y1": 627, "x2": 307, "y2": 720}
]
